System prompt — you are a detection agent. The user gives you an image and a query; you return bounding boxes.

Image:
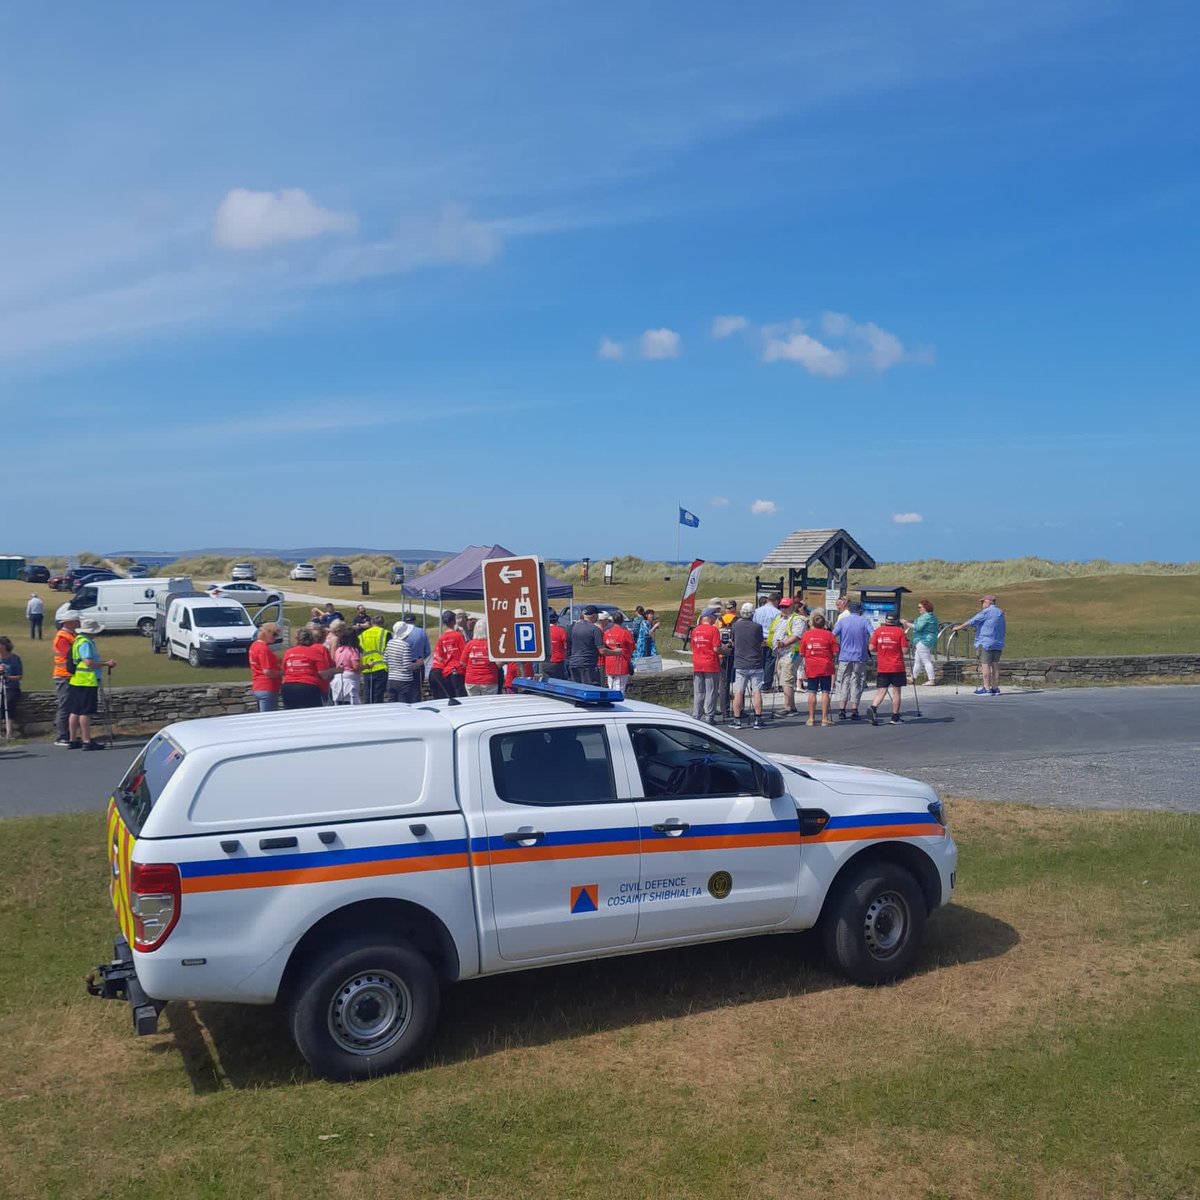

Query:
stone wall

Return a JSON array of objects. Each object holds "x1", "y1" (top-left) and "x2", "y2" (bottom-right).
[{"x1": 10, "y1": 654, "x2": 1198, "y2": 735}]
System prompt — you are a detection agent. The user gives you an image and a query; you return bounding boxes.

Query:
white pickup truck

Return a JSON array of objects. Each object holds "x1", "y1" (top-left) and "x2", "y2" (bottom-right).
[{"x1": 88, "y1": 679, "x2": 957, "y2": 1081}]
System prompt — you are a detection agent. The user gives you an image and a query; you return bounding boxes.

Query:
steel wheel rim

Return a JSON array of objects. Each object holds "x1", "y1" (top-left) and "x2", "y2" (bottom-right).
[
  {"x1": 863, "y1": 890, "x2": 909, "y2": 959},
  {"x1": 327, "y1": 970, "x2": 412, "y2": 1055}
]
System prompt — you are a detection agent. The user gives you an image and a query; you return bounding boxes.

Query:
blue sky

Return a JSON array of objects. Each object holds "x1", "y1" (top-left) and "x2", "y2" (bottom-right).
[{"x1": 2, "y1": 1, "x2": 1197, "y2": 562}]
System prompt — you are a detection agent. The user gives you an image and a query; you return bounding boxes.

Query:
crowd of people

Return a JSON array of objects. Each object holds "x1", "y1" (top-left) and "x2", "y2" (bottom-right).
[{"x1": 685, "y1": 590, "x2": 1008, "y2": 728}]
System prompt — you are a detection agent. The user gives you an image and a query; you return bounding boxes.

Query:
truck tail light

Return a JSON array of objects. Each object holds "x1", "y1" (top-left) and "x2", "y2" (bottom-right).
[{"x1": 130, "y1": 862, "x2": 181, "y2": 952}]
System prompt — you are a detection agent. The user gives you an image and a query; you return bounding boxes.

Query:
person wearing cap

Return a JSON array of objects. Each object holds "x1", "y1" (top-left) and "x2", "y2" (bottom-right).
[
  {"x1": 249, "y1": 622, "x2": 283, "y2": 712},
  {"x1": 690, "y1": 607, "x2": 726, "y2": 723},
  {"x1": 25, "y1": 592, "x2": 44, "y2": 640},
  {"x1": 729, "y1": 602, "x2": 766, "y2": 730},
  {"x1": 600, "y1": 611, "x2": 636, "y2": 696},
  {"x1": 401, "y1": 617, "x2": 431, "y2": 701},
  {"x1": 358, "y1": 615, "x2": 390, "y2": 704},
  {"x1": 568, "y1": 605, "x2": 606, "y2": 685},
  {"x1": 66, "y1": 617, "x2": 116, "y2": 749},
  {"x1": 771, "y1": 597, "x2": 807, "y2": 716},
  {"x1": 545, "y1": 610, "x2": 568, "y2": 679},
  {"x1": 834, "y1": 600, "x2": 874, "y2": 721},
  {"x1": 429, "y1": 610, "x2": 467, "y2": 698},
  {"x1": 867, "y1": 611, "x2": 909, "y2": 725},
  {"x1": 384, "y1": 621, "x2": 416, "y2": 702},
  {"x1": 954, "y1": 594, "x2": 1006, "y2": 695},
  {"x1": 51, "y1": 613, "x2": 81, "y2": 746}
]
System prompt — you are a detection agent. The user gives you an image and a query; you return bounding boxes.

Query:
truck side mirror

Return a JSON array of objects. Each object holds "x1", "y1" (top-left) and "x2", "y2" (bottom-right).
[{"x1": 760, "y1": 763, "x2": 786, "y2": 799}]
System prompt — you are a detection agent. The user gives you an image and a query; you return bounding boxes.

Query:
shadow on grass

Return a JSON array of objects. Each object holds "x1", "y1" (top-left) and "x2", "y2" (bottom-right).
[{"x1": 169, "y1": 902, "x2": 1017, "y2": 1091}]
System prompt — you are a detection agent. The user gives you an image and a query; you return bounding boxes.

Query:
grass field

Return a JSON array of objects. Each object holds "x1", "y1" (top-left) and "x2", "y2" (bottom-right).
[
  {"x1": 0, "y1": 801, "x2": 1196, "y2": 1199},
  {"x1": 2, "y1": 572, "x2": 1198, "y2": 692}
]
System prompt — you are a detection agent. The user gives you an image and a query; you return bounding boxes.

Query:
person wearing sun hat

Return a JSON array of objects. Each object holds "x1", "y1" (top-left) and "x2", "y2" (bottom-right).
[
  {"x1": 66, "y1": 617, "x2": 116, "y2": 750},
  {"x1": 953, "y1": 593, "x2": 1007, "y2": 695}
]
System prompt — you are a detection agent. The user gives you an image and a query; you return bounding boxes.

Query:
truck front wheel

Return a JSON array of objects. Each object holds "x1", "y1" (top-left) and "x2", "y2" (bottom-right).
[
  {"x1": 290, "y1": 937, "x2": 440, "y2": 1081},
  {"x1": 822, "y1": 861, "x2": 926, "y2": 985}
]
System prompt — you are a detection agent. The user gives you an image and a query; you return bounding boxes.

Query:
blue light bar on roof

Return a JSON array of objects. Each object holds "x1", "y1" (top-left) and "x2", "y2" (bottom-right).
[{"x1": 512, "y1": 677, "x2": 624, "y2": 705}]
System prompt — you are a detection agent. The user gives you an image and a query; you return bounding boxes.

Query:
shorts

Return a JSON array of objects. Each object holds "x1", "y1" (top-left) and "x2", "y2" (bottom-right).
[
  {"x1": 979, "y1": 648, "x2": 1002, "y2": 664},
  {"x1": 733, "y1": 668, "x2": 764, "y2": 695},
  {"x1": 876, "y1": 671, "x2": 907, "y2": 688},
  {"x1": 804, "y1": 675, "x2": 832, "y2": 693},
  {"x1": 775, "y1": 653, "x2": 798, "y2": 688},
  {"x1": 66, "y1": 686, "x2": 99, "y2": 716}
]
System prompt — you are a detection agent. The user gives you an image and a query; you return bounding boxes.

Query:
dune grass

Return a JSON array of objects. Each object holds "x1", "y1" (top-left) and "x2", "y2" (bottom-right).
[{"x1": 0, "y1": 800, "x2": 1196, "y2": 1199}]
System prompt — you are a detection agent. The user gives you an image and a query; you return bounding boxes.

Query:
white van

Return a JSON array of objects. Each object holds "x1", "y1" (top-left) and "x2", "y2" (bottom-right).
[
  {"x1": 55, "y1": 577, "x2": 194, "y2": 636},
  {"x1": 164, "y1": 596, "x2": 259, "y2": 667}
]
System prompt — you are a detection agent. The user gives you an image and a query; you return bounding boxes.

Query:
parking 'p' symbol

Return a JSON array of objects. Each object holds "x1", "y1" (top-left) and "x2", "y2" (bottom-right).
[{"x1": 515, "y1": 622, "x2": 535, "y2": 653}]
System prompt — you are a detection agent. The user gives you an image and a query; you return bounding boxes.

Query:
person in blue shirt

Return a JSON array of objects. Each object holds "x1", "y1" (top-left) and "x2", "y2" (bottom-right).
[
  {"x1": 954, "y1": 594, "x2": 1007, "y2": 695},
  {"x1": 402, "y1": 618, "x2": 432, "y2": 703},
  {"x1": 834, "y1": 601, "x2": 874, "y2": 721}
]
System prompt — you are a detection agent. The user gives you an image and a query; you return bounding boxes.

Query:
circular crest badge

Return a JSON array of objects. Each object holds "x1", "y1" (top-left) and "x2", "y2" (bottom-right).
[{"x1": 707, "y1": 870, "x2": 733, "y2": 900}]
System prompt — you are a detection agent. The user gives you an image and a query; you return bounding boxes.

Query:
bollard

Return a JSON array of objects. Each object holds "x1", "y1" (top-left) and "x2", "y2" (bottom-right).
[{"x1": 362, "y1": 580, "x2": 370, "y2": 596}]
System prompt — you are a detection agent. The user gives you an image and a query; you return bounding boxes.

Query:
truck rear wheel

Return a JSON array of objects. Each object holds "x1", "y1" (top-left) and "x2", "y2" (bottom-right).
[
  {"x1": 137, "y1": 618, "x2": 155, "y2": 637},
  {"x1": 290, "y1": 936, "x2": 439, "y2": 1081},
  {"x1": 822, "y1": 861, "x2": 926, "y2": 985}
]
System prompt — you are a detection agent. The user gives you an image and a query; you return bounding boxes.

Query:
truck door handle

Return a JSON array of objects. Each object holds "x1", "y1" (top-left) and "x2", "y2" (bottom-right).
[
  {"x1": 259, "y1": 836, "x2": 298, "y2": 850},
  {"x1": 503, "y1": 829, "x2": 546, "y2": 843},
  {"x1": 652, "y1": 821, "x2": 690, "y2": 835}
]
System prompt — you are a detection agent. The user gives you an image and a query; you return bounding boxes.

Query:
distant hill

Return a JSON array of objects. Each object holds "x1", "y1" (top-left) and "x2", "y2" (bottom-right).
[{"x1": 106, "y1": 546, "x2": 455, "y2": 562}]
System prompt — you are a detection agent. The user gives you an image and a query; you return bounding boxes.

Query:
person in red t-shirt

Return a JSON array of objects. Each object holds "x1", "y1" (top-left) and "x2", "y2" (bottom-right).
[
  {"x1": 868, "y1": 611, "x2": 910, "y2": 725},
  {"x1": 461, "y1": 619, "x2": 500, "y2": 696},
  {"x1": 599, "y1": 611, "x2": 636, "y2": 696},
  {"x1": 249, "y1": 623, "x2": 283, "y2": 712},
  {"x1": 280, "y1": 627, "x2": 336, "y2": 709},
  {"x1": 429, "y1": 610, "x2": 467, "y2": 699},
  {"x1": 545, "y1": 616, "x2": 568, "y2": 679},
  {"x1": 799, "y1": 612, "x2": 840, "y2": 727},
  {"x1": 504, "y1": 660, "x2": 534, "y2": 693},
  {"x1": 689, "y1": 607, "x2": 726, "y2": 723}
]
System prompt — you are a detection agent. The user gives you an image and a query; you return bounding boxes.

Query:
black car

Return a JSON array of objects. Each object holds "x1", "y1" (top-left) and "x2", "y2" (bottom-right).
[
  {"x1": 18, "y1": 564, "x2": 50, "y2": 583},
  {"x1": 72, "y1": 569, "x2": 119, "y2": 590},
  {"x1": 327, "y1": 562, "x2": 354, "y2": 586}
]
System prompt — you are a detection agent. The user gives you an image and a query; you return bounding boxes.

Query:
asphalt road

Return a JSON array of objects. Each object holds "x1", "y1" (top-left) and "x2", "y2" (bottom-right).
[{"x1": 1, "y1": 685, "x2": 1197, "y2": 820}]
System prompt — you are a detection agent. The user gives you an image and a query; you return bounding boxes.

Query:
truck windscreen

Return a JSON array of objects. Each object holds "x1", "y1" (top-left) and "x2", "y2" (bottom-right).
[{"x1": 193, "y1": 607, "x2": 252, "y2": 627}]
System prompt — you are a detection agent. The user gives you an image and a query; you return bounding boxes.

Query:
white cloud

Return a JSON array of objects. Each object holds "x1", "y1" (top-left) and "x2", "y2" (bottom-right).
[
  {"x1": 761, "y1": 324, "x2": 848, "y2": 377},
  {"x1": 597, "y1": 337, "x2": 624, "y2": 361},
  {"x1": 762, "y1": 312, "x2": 931, "y2": 377},
  {"x1": 892, "y1": 512, "x2": 924, "y2": 524},
  {"x1": 213, "y1": 188, "x2": 357, "y2": 250},
  {"x1": 638, "y1": 327, "x2": 681, "y2": 360},
  {"x1": 751, "y1": 499, "x2": 778, "y2": 515},
  {"x1": 711, "y1": 314, "x2": 748, "y2": 338},
  {"x1": 711, "y1": 496, "x2": 730, "y2": 507}
]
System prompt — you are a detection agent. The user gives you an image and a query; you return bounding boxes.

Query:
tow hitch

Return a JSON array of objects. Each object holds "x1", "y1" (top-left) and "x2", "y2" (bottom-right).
[{"x1": 85, "y1": 936, "x2": 164, "y2": 1036}]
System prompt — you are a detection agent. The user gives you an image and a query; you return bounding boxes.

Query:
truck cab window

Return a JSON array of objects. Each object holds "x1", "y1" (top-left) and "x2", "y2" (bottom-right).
[
  {"x1": 628, "y1": 725, "x2": 759, "y2": 799},
  {"x1": 490, "y1": 726, "x2": 615, "y2": 805}
]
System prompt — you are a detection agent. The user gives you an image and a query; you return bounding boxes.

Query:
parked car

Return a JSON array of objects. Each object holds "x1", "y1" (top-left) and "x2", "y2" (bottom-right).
[
  {"x1": 289, "y1": 562, "x2": 317, "y2": 582},
  {"x1": 125, "y1": 563, "x2": 149, "y2": 578},
  {"x1": 87, "y1": 677, "x2": 957, "y2": 1080},
  {"x1": 51, "y1": 566, "x2": 104, "y2": 591},
  {"x1": 72, "y1": 569, "x2": 120, "y2": 590},
  {"x1": 327, "y1": 562, "x2": 353, "y2": 586},
  {"x1": 163, "y1": 596, "x2": 258, "y2": 667},
  {"x1": 389, "y1": 563, "x2": 406, "y2": 585},
  {"x1": 230, "y1": 563, "x2": 257, "y2": 581},
  {"x1": 18, "y1": 563, "x2": 50, "y2": 583},
  {"x1": 556, "y1": 603, "x2": 627, "y2": 628},
  {"x1": 205, "y1": 581, "x2": 283, "y2": 608}
]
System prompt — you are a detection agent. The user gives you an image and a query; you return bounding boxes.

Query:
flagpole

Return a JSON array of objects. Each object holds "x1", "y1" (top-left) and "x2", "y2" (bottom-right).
[{"x1": 676, "y1": 502, "x2": 680, "y2": 567}]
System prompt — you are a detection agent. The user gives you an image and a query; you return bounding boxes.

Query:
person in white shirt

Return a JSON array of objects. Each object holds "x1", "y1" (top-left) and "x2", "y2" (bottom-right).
[{"x1": 26, "y1": 593, "x2": 44, "y2": 640}]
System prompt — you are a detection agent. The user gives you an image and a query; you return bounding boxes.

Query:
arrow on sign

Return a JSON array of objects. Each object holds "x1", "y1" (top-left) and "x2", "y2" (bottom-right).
[{"x1": 498, "y1": 565, "x2": 524, "y2": 583}]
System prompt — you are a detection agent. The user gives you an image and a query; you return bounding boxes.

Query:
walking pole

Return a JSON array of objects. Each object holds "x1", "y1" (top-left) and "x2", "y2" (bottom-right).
[
  {"x1": 947, "y1": 630, "x2": 960, "y2": 696},
  {"x1": 100, "y1": 665, "x2": 115, "y2": 748},
  {"x1": 907, "y1": 649, "x2": 921, "y2": 719}
]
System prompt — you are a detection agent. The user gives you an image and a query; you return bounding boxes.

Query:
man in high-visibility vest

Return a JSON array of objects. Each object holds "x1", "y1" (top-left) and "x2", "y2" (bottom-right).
[
  {"x1": 51, "y1": 614, "x2": 81, "y2": 747},
  {"x1": 358, "y1": 615, "x2": 390, "y2": 705},
  {"x1": 67, "y1": 618, "x2": 116, "y2": 750}
]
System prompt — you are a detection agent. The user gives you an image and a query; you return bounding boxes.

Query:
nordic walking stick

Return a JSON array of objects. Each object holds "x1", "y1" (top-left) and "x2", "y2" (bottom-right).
[
  {"x1": 907, "y1": 650, "x2": 921, "y2": 718},
  {"x1": 101, "y1": 665, "x2": 115, "y2": 748}
]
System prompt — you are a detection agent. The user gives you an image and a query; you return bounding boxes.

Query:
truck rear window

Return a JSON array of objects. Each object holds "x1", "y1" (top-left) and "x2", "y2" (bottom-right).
[{"x1": 115, "y1": 734, "x2": 185, "y2": 836}]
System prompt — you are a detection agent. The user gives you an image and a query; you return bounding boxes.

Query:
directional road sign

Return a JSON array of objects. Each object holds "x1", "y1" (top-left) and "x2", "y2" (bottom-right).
[{"x1": 481, "y1": 554, "x2": 548, "y2": 663}]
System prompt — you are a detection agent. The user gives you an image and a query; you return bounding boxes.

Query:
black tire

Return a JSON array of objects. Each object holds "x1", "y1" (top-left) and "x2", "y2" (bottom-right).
[
  {"x1": 187, "y1": 646, "x2": 200, "y2": 668},
  {"x1": 290, "y1": 937, "x2": 439, "y2": 1081},
  {"x1": 137, "y1": 618, "x2": 155, "y2": 637},
  {"x1": 822, "y1": 861, "x2": 926, "y2": 985}
]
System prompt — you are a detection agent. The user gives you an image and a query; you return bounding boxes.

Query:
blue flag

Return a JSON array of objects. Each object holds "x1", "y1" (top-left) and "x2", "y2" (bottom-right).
[{"x1": 679, "y1": 506, "x2": 700, "y2": 528}]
